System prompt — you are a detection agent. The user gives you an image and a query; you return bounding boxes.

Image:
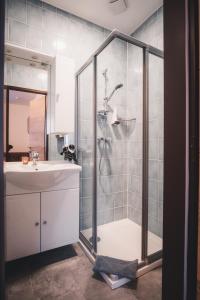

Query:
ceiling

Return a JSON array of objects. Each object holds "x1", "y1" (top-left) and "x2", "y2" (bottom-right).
[{"x1": 43, "y1": 0, "x2": 163, "y2": 34}]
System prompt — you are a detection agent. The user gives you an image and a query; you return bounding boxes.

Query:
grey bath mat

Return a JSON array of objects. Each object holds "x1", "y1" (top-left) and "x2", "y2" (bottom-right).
[{"x1": 93, "y1": 255, "x2": 138, "y2": 280}]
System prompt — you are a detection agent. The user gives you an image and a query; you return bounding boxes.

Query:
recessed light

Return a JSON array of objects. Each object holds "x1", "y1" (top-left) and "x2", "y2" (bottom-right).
[
  {"x1": 6, "y1": 57, "x2": 12, "y2": 61},
  {"x1": 32, "y1": 56, "x2": 38, "y2": 60},
  {"x1": 6, "y1": 49, "x2": 11, "y2": 53},
  {"x1": 108, "y1": 0, "x2": 127, "y2": 14},
  {"x1": 30, "y1": 63, "x2": 36, "y2": 67}
]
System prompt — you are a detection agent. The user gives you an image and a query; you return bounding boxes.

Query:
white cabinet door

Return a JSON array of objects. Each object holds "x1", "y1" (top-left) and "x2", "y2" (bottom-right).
[
  {"x1": 41, "y1": 189, "x2": 79, "y2": 252},
  {"x1": 52, "y1": 55, "x2": 75, "y2": 134},
  {"x1": 6, "y1": 193, "x2": 40, "y2": 261}
]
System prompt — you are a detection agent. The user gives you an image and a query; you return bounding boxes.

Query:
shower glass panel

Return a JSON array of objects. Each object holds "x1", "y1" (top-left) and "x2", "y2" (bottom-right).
[
  {"x1": 96, "y1": 39, "x2": 143, "y2": 261},
  {"x1": 147, "y1": 54, "x2": 164, "y2": 256},
  {"x1": 77, "y1": 62, "x2": 95, "y2": 248}
]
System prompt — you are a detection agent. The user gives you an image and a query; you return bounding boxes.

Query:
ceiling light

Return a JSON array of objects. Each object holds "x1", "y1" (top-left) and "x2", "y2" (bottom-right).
[
  {"x1": 108, "y1": 0, "x2": 127, "y2": 15},
  {"x1": 56, "y1": 39, "x2": 66, "y2": 51}
]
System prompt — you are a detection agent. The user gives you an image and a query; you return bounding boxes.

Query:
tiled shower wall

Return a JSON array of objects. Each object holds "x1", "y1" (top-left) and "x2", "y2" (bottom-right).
[
  {"x1": 79, "y1": 38, "x2": 129, "y2": 230},
  {"x1": 96, "y1": 38, "x2": 128, "y2": 226}
]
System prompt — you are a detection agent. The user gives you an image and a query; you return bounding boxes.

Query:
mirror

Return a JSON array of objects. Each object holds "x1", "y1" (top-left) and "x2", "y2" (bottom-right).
[{"x1": 4, "y1": 87, "x2": 47, "y2": 161}]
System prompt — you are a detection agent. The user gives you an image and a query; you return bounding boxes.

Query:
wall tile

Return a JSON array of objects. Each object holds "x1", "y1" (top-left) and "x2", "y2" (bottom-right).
[
  {"x1": 27, "y1": 3, "x2": 43, "y2": 29},
  {"x1": 5, "y1": 19, "x2": 9, "y2": 41},
  {"x1": 80, "y1": 213, "x2": 92, "y2": 230},
  {"x1": 128, "y1": 207, "x2": 142, "y2": 225},
  {"x1": 42, "y1": 7, "x2": 58, "y2": 35},
  {"x1": 27, "y1": 27, "x2": 42, "y2": 51},
  {"x1": 9, "y1": 20, "x2": 28, "y2": 46},
  {"x1": 149, "y1": 139, "x2": 159, "y2": 160},
  {"x1": 149, "y1": 160, "x2": 159, "y2": 180},
  {"x1": 81, "y1": 178, "x2": 93, "y2": 198},
  {"x1": 81, "y1": 197, "x2": 93, "y2": 216},
  {"x1": 81, "y1": 162, "x2": 93, "y2": 179},
  {"x1": 8, "y1": 0, "x2": 27, "y2": 23},
  {"x1": 158, "y1": 182, "x2": 163, "y2": 203},
  {"x1": 128, "y1": 192, "x2": 142, "y2": 211},
  {"x1": 158, "y1": 139, "x2": 163, "y2": 161},
  {"x1": 97, "y1": 194, "x2": 114, "y2": 211},
  {"x1": 148, "y1": 180, "x2": 158, "y2": 200},
  {"x1": 43, "y1": 2, "x2": 57, "y2": 12},
  {"x1": 114, "y1": 207, "x2": 126, "y2": 221},
  {"x1": 103, "y1": 209, "x2": 114, "y2": 224},
  {"x1": 128, "y1": 175, "x2": 141, "y2": 194},
  {"x1": 42, "y1": 31, "x2": 57, "y2": 56},
  {"x1": 28, "y1": 0, "x2": 43, "y2": 7}
]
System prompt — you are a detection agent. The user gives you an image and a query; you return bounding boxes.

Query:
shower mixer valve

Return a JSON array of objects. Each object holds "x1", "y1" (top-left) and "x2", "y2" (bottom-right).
[{"x1": 97, "y1": 137, "x2": 112, "y2": 143}]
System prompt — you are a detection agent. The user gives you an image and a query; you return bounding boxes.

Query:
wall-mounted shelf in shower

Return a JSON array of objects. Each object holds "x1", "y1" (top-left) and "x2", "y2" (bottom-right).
[{"x1": 119, "y1": 117, "x2": 136, "y2": 122}]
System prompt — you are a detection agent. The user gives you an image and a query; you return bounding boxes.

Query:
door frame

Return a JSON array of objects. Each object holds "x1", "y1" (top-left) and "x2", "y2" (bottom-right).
[
  {"x1": 0, "y1": 0, "x2": 5, "y2": 299},
  {"x1": 162, "y1": 0, "x2": 199, "y2": 299},
  {"x1": 4, "y1": 85, "x2": 48, "y2": 161}
]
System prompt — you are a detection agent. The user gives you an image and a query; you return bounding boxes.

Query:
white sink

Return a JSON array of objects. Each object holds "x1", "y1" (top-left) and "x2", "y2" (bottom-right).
[{"x1": 4, "y1": 161, "x2": 81, "y2": 195}]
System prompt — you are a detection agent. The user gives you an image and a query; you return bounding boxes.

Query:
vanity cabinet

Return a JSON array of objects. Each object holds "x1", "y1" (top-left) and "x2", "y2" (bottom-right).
[
  {"x1": 41, "y1": 189, "x2": 79, "y2": 252},
  {"x1": 6, "y1": 193, "x2": 41, "y2": 261},
  {"x1": 5, "y1": 162, "x2": 81, "y2": 262},
  {"x1": 6, "y1": 188, "x2": 79, "y2": 261}
]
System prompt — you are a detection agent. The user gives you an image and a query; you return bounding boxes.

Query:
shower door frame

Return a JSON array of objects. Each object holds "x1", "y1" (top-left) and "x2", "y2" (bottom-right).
[{"x1": 75, "y1": 30, "x2": 164, "y2": 264}]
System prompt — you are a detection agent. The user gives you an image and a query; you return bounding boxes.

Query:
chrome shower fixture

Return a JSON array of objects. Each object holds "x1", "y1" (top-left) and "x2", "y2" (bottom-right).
[
  {"x1": 106, "y1": 83, "x2": 123, "y2": 102},
  {"x1": 102, "y1": 68, "x2": 108, "y2": 101},
  {"x1": 101, "y1": 69, "x2": 123, "y2": 114}
]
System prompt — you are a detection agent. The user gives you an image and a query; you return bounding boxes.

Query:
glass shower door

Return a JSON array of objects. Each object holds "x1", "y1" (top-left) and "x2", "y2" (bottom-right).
[
  {"x1": 95, "y1": 38, "x2": 144, "y2": 262},
  {"x1": 147, "y1": 54, "x2": 164, "y2": 256},
  {"x1": 77, "y1": 62, "x2": 95, "y2": 249}
]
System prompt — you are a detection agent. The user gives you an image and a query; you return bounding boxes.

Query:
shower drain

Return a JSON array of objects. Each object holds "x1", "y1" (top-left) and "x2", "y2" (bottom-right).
[{"x1": 89, "y1": 236, "x2": 101, "y2": 243}]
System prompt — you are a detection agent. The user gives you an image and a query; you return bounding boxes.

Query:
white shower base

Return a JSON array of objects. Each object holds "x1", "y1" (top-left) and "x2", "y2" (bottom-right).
[{"x1": 82, "y1": 218, "x2": 162, "y2": 262}]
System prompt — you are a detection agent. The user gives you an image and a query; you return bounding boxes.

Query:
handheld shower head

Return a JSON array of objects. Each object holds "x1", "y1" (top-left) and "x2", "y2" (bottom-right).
[
  {"x1": 107, "y1": 83, "x2": 123, "y2": 101},
  {"x1": 115, "y1": 83, "x2": 123, "y2": 90}
]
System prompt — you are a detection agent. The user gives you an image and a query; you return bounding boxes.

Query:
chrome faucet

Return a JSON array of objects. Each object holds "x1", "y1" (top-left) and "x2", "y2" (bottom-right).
[{"x1": 30, "y1": 151, "x2": 39, "y2": 166}]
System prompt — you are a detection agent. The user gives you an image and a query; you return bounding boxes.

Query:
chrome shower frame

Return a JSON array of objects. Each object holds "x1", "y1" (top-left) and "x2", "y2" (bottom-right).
[{"x1": 75, "y1": 29, "x2": 164, "y2": 265}]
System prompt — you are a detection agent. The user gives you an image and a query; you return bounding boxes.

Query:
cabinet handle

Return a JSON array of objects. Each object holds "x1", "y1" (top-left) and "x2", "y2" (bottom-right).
[
  {"x1": 35, "y1": 222, "x2": 39, "y2": 226},
  {"x1": 43, "y1": 220, "x2": 47, "y2": 225}
]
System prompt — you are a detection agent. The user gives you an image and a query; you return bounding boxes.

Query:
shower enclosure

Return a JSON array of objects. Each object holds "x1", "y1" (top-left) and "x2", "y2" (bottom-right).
[{"x1": 76, "y1": 30, "x2": 164, "y2": 266}]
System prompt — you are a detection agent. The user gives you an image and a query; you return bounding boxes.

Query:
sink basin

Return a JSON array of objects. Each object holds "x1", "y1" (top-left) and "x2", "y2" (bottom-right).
[{"x1": 4, "y1": 161, "x2": 81, "y2": 195}]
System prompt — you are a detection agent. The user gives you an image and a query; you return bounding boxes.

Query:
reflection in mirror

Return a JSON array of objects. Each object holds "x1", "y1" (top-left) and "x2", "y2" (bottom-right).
[{"x1": 4, "y1": 88, "x2": 47, "y2": 162}]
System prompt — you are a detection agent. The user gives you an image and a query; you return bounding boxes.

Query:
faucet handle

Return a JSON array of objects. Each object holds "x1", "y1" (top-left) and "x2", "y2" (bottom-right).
[{"x1": 30, "y1": 151, "x2": 39, "y2": 160}]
